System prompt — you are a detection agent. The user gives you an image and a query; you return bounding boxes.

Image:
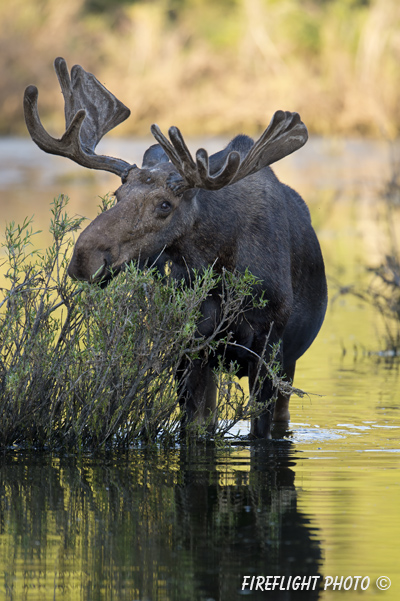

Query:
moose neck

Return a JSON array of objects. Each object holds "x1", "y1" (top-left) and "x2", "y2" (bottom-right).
[{"x1": 166, "y1": 188, "x2": 239, "y2": 279}]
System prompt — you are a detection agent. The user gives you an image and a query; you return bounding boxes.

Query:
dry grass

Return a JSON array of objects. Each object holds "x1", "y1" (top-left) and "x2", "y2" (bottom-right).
[{"x1": 2, "y1": 0, "x2": 400, "y2": 138}]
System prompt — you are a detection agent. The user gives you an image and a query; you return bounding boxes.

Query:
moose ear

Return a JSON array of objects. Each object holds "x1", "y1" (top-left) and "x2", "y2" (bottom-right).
[
  {"x1": 142, "y1": 144, "x2": 170, "y2": 168},
  {"x1": 182, "y1": 189, "x2": 197, "y2": 202}
]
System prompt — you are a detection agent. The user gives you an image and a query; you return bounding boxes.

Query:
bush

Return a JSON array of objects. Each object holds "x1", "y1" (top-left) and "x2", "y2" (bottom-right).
[
  {"x1": 334, "y1": 157, "x2": 400, "y2": 354},
  {"x1": 0, "y1": 195, "x2": 288, "y2": 450},
  {"x1": 360, "y1": 173, "x2": 400, "y2": 352}
]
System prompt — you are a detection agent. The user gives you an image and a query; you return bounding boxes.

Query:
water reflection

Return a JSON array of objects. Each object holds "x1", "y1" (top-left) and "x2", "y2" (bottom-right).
[{"x1": 0, "y1": 443, "x2": 321, "y2": 601}]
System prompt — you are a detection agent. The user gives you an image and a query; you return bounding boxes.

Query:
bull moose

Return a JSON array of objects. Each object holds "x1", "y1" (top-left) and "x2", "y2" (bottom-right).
[{"x1": 23, "y1": 57, "x2": 327, "y2": 439}]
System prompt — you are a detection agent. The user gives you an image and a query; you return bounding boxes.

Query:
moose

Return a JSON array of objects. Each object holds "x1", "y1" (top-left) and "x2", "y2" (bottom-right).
[{"x1": 24, "y1": 57, "x2": 327, "y2": 439}]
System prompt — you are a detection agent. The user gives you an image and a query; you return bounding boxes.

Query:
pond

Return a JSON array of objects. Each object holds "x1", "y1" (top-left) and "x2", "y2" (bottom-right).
[{"x1": 0, "y1": 136, "x2": 399, "y2": 600}]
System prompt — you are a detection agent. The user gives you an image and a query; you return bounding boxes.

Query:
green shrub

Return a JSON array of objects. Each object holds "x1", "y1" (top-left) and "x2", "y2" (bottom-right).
[{"x1": 0, "y1": 195, "x2": 290, "y2": 450}]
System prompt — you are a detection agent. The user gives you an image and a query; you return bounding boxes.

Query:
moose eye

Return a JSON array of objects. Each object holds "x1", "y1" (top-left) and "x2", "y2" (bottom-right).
[{"x1": 156, "y1": 201, "x2": 172, "y2": 216}]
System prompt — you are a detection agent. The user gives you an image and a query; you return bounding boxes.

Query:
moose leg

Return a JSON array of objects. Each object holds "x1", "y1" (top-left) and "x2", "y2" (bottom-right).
[
  {"x1": 247, "y1": 328, "x2": 287, "y2": 439},
  {"x1": 248, "y1": 361, "x2": 276, "y2": 440},
  {"x1": 177, "y1": 358, "x2": 217, "y2": 432},
  {"x1": 273, "y1": 362, "x2": 295, "y2": 423}
]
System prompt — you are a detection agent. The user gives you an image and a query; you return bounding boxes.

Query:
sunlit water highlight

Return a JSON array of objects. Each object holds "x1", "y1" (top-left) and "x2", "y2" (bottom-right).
[{"x1": 0, "y1": 137, "x2": 399, "y2": 600}]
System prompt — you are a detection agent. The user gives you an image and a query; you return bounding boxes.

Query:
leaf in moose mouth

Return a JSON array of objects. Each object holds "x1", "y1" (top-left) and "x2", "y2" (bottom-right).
[{"x1": 98, "y1": 264, "x2": 122, "y2": 289}]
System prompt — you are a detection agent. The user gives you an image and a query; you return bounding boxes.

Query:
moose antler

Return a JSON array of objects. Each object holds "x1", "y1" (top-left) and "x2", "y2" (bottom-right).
[
  {"x1": 24, "y1": 57, "x2": 132, "y2": 177},
  {"x1": 151, "y1": 110, "x2": 308, "y2": 193}
]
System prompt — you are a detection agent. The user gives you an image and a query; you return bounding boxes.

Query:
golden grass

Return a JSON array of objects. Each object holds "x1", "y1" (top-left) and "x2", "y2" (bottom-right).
[{"x1": 1, "y1": 0, "x2": 400, "y2": 138}]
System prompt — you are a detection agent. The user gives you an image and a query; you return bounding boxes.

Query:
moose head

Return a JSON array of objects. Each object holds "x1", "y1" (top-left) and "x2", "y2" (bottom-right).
[{"x1": 24, "y1": 57, "x2": 308, "y2": 286}]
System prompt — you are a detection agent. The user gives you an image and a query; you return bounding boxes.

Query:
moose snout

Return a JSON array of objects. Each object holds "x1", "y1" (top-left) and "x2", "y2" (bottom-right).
[
  {"x1": 67, "y1": 239, "x2": 115, "y2": 283},
  {"x1": 67, "y1": 211, "x2": 122, "y2": 283}
]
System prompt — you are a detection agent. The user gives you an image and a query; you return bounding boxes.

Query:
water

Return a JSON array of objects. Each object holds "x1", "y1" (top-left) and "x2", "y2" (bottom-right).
[{"x1": 0, "y1": 137, "x2": 400, "y2": 600}]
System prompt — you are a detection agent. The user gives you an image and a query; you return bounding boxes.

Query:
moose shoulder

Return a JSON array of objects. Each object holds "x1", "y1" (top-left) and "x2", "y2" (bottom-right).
[{"x1": 24, "y1": 57, "x2": 327, "y2": 439}]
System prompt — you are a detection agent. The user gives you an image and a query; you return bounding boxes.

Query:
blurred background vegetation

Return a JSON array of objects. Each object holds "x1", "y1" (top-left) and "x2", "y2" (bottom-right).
[{"x1": 1, "y1": 0, "x2": 400, "y2": 138}]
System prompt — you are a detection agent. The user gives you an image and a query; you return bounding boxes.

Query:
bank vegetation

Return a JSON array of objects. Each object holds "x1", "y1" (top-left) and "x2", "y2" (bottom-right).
[{"x1": 1, "y1": 0, "x2": 400, "y2": 138}]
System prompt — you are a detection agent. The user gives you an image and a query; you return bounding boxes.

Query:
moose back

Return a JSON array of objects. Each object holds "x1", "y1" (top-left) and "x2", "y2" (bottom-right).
[{"x1": 24, "y1": 57, "x2": 327, "y2": 438}]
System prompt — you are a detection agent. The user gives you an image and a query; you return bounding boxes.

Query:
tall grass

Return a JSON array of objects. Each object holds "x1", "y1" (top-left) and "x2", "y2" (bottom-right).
[
  {"x1": 2, "y1": 0, "x2": 400, "y2": 137},
  {"x1": 0, "y1": 195, "x2": 287, "y2": 450}
]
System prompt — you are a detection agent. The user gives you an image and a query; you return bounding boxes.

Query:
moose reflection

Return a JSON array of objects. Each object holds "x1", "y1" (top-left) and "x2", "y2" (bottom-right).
[
  {"x1": 0, "y1": 444, "x2": 322, "y2": 600},
  {"x1": 24, "y1": 58, "x2": 327, "y2": 438}
]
